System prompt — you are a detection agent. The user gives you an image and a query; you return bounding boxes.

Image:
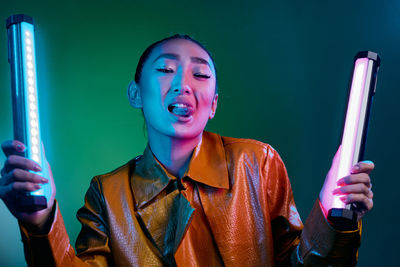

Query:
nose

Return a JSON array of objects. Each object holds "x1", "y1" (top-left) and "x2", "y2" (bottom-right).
[
  {"x1": 173, "y1": 85, "x2": 191, "y2": 95},
  {"x1": 171, "y1": 67, "x2": 192, "y2": 95}
]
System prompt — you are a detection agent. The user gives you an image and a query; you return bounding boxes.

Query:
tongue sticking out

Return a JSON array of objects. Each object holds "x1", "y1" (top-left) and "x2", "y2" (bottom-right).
[
  {"x1": 172, "y1": 106, "x2": 189, "y2": 116},
  {"x1": 168, "y1": 104, "x2": 193, "y2": 117}
]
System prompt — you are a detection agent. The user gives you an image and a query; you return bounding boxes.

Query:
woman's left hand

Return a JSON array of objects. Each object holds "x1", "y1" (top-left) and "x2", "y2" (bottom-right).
[{"x1": 333, "y1": 161, "x2": 374, "y2": 220}]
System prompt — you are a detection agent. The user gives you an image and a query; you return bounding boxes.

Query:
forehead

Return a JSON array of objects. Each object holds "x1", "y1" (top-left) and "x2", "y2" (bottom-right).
[{"x1": 148, "y1": 38, "x2": 214, "y2": 68}]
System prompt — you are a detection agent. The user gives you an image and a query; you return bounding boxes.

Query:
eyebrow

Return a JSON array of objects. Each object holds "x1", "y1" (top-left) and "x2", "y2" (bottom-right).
[{"x1": 152, "y1": 53, "x2": 211, "y2": 68}]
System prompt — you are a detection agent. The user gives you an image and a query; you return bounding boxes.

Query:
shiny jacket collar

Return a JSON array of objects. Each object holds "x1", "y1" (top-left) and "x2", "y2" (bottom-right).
[{"x1": 131, "y1": 131, "x2": 230, "y2": 209}]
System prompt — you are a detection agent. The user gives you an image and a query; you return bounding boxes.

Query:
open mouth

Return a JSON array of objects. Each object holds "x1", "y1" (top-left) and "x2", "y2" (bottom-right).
[{"x1": 168, "y1": 103, "x2": 194, "y2": 117}]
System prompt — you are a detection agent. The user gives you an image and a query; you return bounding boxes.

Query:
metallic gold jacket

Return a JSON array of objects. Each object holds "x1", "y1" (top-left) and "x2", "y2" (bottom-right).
[{"x1": 20, "y1": 131, "x2": 361, "y2": 266}]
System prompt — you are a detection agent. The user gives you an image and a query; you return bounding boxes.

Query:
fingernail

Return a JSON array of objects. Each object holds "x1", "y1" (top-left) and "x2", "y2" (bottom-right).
[
  {"x1": 351, "y1": 165, "x2": 360, "y2": 173},
  {"x1": 34, "y1": 184, "x2": 41, "y2": 189},
  {"x1": 332, "y1": 188, "x2": 342, "y2": 195},
  {"x1": 41, "y1": 178, "x2": 48, "y2": 183},
  {"x1": 34, "y1": 165, "x2": 42, "y2": 172},
  {"x1": 16, "y1": 144, "x2": 25, "y2": 152},
  {"x1": 362, "y1": 160, "x2": 373, "y2": 165},
  {"x1": 339, "y1": 196, "x2": 347, "y2": 202}
]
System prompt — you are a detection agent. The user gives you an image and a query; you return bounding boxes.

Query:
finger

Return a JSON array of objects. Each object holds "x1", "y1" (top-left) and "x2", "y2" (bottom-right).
[
  {"x1": 1, "y1": 169, "x2": 48, "y2": 186},
  {"x1": 12, "y1": 182, "x2": 42, "y2": 193},
  {"x1": 351, "y1": 160, "x2": 375, "y2": 174},
  {"x1": 1, "y1": 140, "x2": 26, "y2": 157},
  {"x1": 340, "y1": 193, "x2": 373, "y2": 211},
  {"x1": 1, "y1": 182, "x2": 42, "y2": 199},
  {"x1": 333, "y1": 183, "x2": 372, "y2": 197},
  {"x1": 3, "y1": 155, "x2": 42, "y2": 173},
  {"x1": 337, "y1": 173, "x2": 371, "y2": 188}
]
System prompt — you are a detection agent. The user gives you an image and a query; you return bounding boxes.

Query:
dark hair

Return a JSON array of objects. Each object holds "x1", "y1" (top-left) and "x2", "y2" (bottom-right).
[{"x1": 134, "y1": 34, "x2": 218, "y2": 94}]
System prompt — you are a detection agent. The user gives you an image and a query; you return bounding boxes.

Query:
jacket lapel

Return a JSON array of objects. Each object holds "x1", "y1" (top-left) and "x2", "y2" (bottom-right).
[
  {"x1": 131, "y1": 147, "x2": 195, "y2": 265},
  {"x1": 130, "y1": 131, "x2": 230, "y2": 264},
  {"x1": 136, "y1": 184, "x2": 194, "y2": 266}
]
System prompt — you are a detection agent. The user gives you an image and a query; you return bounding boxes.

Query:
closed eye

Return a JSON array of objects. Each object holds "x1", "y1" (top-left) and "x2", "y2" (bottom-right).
[
  {"x1": 194, "y1": 73, "x2": 211, "y2": 79},
  {"x1": 156, "y1": 68, "x2": 174, "y2": 73}
]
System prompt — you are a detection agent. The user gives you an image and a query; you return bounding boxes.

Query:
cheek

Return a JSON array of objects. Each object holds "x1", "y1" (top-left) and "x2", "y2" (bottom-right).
[
  {"x1": 196, "y1": 92, "x2": 215, "y2": 113},
  {"x1": 197, "y1": 82, "x2": 216, "y2": 106},
  {"x1": 141, "y1": 78, "x2": 167, "y2": 104}
]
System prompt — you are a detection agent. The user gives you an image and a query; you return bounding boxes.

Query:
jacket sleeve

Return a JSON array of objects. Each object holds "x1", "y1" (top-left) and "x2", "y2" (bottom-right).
[
  {"x1": 19, "y1": 177, "x2": 113, "y2": 266},
  {"x1": 265, "y1": 146, "x2": 361, "y2": 266}
]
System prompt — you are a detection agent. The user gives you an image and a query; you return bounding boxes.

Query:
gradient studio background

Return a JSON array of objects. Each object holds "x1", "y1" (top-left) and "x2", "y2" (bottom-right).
[{"x1": 0, "y1": 0, "x2": 399, "y2": 266}]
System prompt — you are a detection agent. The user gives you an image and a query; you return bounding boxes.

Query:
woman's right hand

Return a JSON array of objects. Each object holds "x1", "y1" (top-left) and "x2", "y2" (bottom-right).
[{"x1": 0, "y1": 140, "x2": 56, "y2": 231}]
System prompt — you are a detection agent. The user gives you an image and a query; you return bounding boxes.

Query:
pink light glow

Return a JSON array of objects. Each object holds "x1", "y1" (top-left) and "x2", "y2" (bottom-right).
[
  {"x1": 334, "y1": 58, "x2": 368, "y2": 208},
  {"x1": 321, "y1": 58, "x2": 369, "y2": 211}
]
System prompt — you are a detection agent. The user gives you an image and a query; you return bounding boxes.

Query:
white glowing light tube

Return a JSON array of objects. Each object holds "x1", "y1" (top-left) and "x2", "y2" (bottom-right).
[
  {"x1": 327, "y1": 51, "x2": 380, "y2": 226},
  {"x1": 7, "y1": 14, "x2": 51, "y2": 211}
]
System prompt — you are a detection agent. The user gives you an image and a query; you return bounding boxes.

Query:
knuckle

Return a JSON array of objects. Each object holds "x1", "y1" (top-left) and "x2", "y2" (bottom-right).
[
  {"x1": 28, "y1": 171, "x2": 35, "y2": 180},
  {"x1": 361, "y1": 173, "x2": 369, "y2": 180},
  {"x1": 10, "y1": 169, "x2": 18, "y2": 178},
  {"x1": 2, "y1": 141, "x2": 20, "y2": 156},
  {"x1": 369, "y1": 199, "x2": 374, "y2": 209},
  {"x1": 362, "y1": 185, "x2": 369, "y2": 195},
  {"x1": 349, "y1": 174, "x2": 360, "y2": 184},
  {"x1": 1, "y1": 140, "x2": 11, "y2": 151},
  {"x1": 12, "y1": 168, "x2": 22, "y2": 178},
  {"x1": 4, "y1": 158, "x2": 11, "y2": 167},
  {"x1": 12, "y1": 182, "x2": 19, "y2": 191},
  {"x1": 7, "y1": 155, "x2": 18, "y2": 165}
]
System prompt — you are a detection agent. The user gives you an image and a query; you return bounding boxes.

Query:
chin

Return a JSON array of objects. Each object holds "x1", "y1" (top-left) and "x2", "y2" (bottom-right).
[{"x1": 170, "y1": 126, "x2": 204, "y2": 140}]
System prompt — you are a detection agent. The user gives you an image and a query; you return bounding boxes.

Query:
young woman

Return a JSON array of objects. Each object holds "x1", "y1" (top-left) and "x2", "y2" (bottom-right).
[{"x1": 0, "y1": 35, "x2": 374, "y2": 266}]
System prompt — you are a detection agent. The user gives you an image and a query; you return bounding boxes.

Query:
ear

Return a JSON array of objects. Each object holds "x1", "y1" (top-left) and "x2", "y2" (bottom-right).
[
  {"x1": 127, "y1": 81, "x2": 142, "y2": 108},
  {"x1": 209, "y1": 94, "x2": 218, "y2": 119}
]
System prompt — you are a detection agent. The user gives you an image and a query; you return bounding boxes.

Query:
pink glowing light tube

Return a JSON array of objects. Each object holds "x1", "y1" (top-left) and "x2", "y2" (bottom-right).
[{"x1": 326, "y1": 51, "x2": 380, "y2": 227}]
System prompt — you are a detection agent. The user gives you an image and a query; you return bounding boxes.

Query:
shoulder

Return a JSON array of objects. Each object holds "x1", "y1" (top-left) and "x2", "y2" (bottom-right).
[
  {"x1": 222, "y1": 135, "x2": 273, "y2": 151},
  {"x1": 89, "y1": 157, "x2": 139, "y2": 190},
  {"x1": 209, "y1": 131, "x2": 281, "y2": 161}
]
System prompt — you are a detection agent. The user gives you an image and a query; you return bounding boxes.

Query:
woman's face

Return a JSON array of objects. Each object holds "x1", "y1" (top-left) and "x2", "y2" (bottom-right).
[{"x1": 138, "y1": 38, "x2": 218, "y2": 140}]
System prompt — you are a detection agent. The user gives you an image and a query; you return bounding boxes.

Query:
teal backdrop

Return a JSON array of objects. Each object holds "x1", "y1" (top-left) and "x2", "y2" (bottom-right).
[{"x1": 0, "y1": 0, "x2": 399, "y2": 266}]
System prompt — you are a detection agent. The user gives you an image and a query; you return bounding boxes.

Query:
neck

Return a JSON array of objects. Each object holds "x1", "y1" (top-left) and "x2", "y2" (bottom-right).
[{"x1": 147, "y1": 129, "x2": 202, "y2": 178}]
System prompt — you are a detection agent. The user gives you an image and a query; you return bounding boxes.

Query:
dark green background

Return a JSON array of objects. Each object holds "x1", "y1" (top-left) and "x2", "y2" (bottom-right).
[{"x1": 1, "y1": 0, "x2": 398, "y2": 266}]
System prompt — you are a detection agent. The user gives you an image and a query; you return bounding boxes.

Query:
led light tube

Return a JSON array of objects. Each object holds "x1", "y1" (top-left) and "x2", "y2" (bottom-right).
[
  {"x1": 6, "y1": 14, "x2": 51, "y2": 212},
  {"x1": 327, "y1": 51, "x2": 380, "y2": 227}
]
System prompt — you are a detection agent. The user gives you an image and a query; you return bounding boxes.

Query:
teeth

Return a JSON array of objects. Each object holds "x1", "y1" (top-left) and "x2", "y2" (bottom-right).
[
  {"x1": 171, "y1": 103, "x2": 188, "y2": 108},
  {"x1": 168, "y1": 102, "x2": 193, "y2": 116}
]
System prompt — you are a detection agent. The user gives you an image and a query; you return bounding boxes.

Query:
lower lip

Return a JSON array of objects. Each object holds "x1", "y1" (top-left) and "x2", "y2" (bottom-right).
[{"x1": 169, "y1": 111, "x2": 193, "y2": 122}]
